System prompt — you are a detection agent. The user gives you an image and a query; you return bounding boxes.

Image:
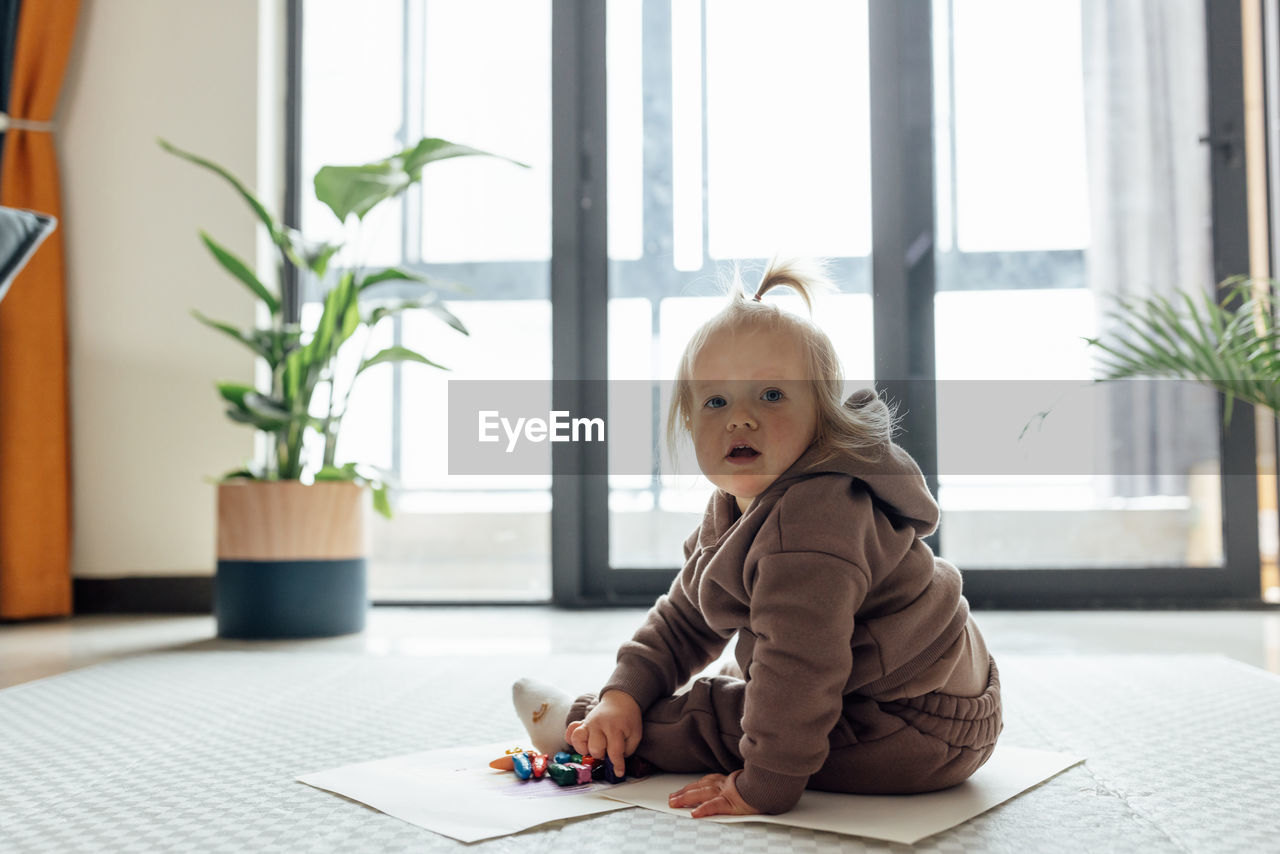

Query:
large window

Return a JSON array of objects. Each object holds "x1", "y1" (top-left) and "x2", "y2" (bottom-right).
[
  {"x1": 931, "y1": 0, "x2": 1223, "y2": 570},
  {"x1": 605, "y1": 0, "x2": 874, "y2": 569},
  {"x1": 299, "y1": 0, "x2": 1260, "y2": 605},
  {"x1": 302, "y1": 0, "x2": 553, "y2": 601}
]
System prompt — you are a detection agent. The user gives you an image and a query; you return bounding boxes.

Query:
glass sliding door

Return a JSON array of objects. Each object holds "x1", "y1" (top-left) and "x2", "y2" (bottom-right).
[
  {"x1": 931, "y1": 0, "x2": 1225, "y2": 571},
  {"x1": 302, "y1": 0, "x2": 553, "y2": 601},
  {"x1": 583, "y1": 0, "x2": 1257, "y2": 604},
  {"x1": 604, "y1": 0, "x2": 876, "y2": 572}
]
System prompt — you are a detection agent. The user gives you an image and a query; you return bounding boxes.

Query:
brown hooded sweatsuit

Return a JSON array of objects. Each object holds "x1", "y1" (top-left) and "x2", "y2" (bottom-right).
[{"x1": 571, "y1": 391, "x2": 1002, "y2": 814}]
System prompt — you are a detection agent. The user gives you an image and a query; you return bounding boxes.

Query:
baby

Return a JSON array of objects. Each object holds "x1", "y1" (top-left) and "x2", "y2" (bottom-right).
[{"x1": 513, "y1": 259, "x2": 1001, "y2": 816}]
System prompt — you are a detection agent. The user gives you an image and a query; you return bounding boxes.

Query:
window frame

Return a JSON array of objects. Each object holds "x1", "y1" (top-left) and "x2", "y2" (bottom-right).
[
  {"x1": 292, "y1": 0, "x2": 1263, "y2": 607},
  {"x1": 558, "y1": 0, "x2": 1261, "y2": 607}
]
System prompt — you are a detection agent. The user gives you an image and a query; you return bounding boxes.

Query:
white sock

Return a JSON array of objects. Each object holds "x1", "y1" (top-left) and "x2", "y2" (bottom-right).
[{"x1": 512, "y1": 677, "x2": 573, "y2": 755}]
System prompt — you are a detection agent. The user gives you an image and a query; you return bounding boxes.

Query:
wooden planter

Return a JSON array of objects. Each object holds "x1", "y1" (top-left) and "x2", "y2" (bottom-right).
[{"x1": 215, "y1": 480, "x2": 367, "y2": 639}]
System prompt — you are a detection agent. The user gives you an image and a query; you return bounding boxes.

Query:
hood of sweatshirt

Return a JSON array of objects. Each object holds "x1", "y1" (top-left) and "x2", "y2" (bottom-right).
[{"x1": 746, "y1": 388, "x2": 940, "y2": 537}]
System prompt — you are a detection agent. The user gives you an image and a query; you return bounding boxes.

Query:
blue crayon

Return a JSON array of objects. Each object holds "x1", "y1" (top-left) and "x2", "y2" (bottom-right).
[{"x1": 512, "y1": 752, "x2": 533, "y2": 780}]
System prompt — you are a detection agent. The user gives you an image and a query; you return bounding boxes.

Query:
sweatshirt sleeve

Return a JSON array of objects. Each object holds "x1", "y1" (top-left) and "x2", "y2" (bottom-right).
[
  {"x1": 599, "y1": 530, "x2": 729, "y2": 710},
  {"x1": 734, "y1": 549, "x2": 867, "y2": 814}
]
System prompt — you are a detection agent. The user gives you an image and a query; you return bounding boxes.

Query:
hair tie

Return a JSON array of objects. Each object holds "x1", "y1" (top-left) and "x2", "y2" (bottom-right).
[{"x1": 752, "y1": 292, "x2": 763, "y2": 302}]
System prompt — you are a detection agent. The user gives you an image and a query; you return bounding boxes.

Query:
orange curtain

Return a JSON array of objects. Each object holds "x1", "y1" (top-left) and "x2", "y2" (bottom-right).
[{"x1": 0, "y1": 0, "x2": 80, "y2": 619}]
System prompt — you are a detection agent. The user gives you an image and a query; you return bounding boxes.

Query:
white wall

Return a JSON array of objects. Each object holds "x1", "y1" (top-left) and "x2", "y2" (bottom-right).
[{"x1": 59, "y1": 0, "x2": 281, "y2": 577}]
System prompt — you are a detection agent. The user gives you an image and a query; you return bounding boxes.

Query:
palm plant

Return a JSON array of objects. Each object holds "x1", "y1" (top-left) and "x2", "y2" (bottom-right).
[
  {"x1": 1086, "y1": 276, "x2": 1280, "y2": 425},
  {"x1": 161, "y1": 137, "x2": 526, "y2": 516}
]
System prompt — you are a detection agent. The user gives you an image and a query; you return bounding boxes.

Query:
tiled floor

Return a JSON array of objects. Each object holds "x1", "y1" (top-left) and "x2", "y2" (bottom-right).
[{"x1": 2, "y1": 607, "x2": 1279, "y2": 690}]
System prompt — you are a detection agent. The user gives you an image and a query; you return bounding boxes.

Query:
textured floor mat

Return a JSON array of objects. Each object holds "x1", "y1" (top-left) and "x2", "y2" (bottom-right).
[{"x1": 1, "y1": 652, "x2": 1276, "y2": 852}]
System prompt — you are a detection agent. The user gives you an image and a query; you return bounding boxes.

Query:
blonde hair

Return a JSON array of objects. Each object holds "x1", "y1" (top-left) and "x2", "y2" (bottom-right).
[{"x1": 666, "y1": 258, "x2": 894, "y2": 467}]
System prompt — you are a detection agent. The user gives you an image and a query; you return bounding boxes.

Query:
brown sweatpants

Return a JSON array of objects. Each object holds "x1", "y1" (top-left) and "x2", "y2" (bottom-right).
[{"x1": 570, "y1": 656, "x2": 1002, "y2": 795}]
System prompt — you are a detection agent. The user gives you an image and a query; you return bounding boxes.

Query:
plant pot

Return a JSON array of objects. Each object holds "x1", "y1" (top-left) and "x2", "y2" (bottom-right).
[{"x1": 215, "y1": 480, "x2": 367, "y2": 639}]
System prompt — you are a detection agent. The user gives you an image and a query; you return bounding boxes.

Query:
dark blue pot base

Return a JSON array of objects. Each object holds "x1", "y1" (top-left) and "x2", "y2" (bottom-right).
[{"x1": 215, "y1": 558, "x2": 367, "y2": 639}]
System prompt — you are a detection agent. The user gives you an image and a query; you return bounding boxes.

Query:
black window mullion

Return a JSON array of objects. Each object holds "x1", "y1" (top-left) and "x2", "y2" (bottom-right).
[
  {"x1": 283, "y1": 0, "x2": 303, "y2": 326},
  {"x1": 1206, "y1": 0, "x2": 1262, "y2": 600},
  {"x1": 869, "y1": 0, "x2": 939, "y2": 512},
  {"x1": 551, "y1": 0, "x2": 610, "y2": 606}
]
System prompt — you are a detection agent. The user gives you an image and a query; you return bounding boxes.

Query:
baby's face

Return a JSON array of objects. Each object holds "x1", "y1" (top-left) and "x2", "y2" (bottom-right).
[{"x1": 688, "y1": 327, "x2": 820, "y2": 512}]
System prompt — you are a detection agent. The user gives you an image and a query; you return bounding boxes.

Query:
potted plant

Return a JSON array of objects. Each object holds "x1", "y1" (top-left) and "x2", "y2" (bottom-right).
[
  {"x1": 1086, "y1": 276, "x2": 1280, "y2": 423},
  {"x1": 162, "y1": 137, "x2": 526, "y2": 639}
]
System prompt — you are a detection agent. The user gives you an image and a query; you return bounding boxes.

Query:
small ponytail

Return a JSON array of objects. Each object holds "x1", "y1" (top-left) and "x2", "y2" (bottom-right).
[{"x1": 748, "y1": 257, "x2": 835, "y2": 312}]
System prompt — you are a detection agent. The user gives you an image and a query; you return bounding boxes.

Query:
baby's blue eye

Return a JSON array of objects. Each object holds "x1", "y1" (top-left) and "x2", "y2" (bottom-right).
[
  {"x1": 704, "y1": 396, "x2": 726, "y2": 409},
  {"x1": 762, "y1": 389, "x2": 784, "y2": 402}
]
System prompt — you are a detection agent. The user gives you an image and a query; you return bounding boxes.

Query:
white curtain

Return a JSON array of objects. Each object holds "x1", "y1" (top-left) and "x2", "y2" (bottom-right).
[{"x1": 1081, "y1": 0, "x2": 1220, "y2": 497}]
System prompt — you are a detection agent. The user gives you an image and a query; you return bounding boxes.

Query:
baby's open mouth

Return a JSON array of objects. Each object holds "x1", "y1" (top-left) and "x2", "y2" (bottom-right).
[{"x1": 726, "y1": 444, "x2": 760, "y2": 459}]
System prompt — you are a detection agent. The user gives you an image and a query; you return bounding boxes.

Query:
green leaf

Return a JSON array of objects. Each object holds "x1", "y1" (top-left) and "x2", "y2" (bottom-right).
[
  {"x1": 357, "y1": 345, "x2": 449, "y2": 376},
  {"x1": 399, "y1": 137, "x2": 531, "y2": 177},
  {"x1": 309, "y1": 243, "x2": 342, "y2": 277},
  {"x1": 215, "y1": 381, "x2": 256, "y2": 409},
  {"x1": 159, "y1": 138, "x2": 284, "y2": 247},
  {"x1": 198, "y1": 232, "x2": 280, "y2": 314},
  {"x1": 339, "y1": 295, "x2": 361, "y2": 343},
  {"x1": 315, "y1": 463, "x2": 359, "y2": 482},
  {"x1": 313, "y1": 163, "x2": 407, "y2": 224},
  {"x1": 284, "y1": 347, "x2": 305, "y2": 405},
  {"x1": 308, "y1": 271, "x2": 359, "y2": 369},
  {"x1": 255, "y1": 327, "x2": 301, "y2": 371},
  {"x1": 282, "y1": 229, "x2": 342, "y2": 277},
  {"x1": 421, "y1": 300, "x2": 468, "y2": 335},
  {"x1": 359, "y1": 266, "x2": 430, "y2": 290},
  {"x1": 371, "y1": 483, "x2": 392, "y2": 519},
  {"x1": 314, "y1": 135, "x2": 530, "y2": 223},
  {"x1": 161, "y1": 138, "x2": 319, "y2": 274},
  {"x1": 226, "y1": 406, "x2": 287, "y2": 432},
  {"x1": 313, "y1": 463, "x2": 394, "y2": 519},
  {"x1": 358, "y1": 266, "x2": 469, "y2": 295},
  {"x1": 365, "y1": 294, "x2": 468, "y2": 336},
  {"x1": 1088, "y1": 279, "x2": 1280, "y2": 424},
  {"x1": 192, "y1": 310, "x2": 273, "y2": 362},
  {"x1": 244, "y1": 391, "x2": 292, "y2": 420}
]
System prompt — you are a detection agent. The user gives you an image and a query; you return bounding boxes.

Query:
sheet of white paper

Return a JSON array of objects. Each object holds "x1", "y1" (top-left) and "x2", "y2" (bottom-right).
[
  {"x1": 601, "y1": 745, "x2": 1082, "y2": 845},
  {"x1": 297, "y1": 740, "x2": 630, "y2": 843}
]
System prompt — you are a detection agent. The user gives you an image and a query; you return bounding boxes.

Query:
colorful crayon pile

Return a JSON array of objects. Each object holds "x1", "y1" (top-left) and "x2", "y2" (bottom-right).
[{"x1": 488, "y1": 747, "x2": 628, "y2": 786}]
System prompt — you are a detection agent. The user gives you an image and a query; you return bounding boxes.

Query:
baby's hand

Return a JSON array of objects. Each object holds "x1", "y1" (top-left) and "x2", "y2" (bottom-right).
[
  {"x1": 564, "y1": 689, "x2": 642, "y2": 776},
  {"x1": 667, "y1": 770, "x2": 760, "y2": 818}
]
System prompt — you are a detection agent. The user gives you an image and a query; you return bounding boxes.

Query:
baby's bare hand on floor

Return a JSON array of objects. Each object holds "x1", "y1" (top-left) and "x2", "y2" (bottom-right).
[{"x1": 668, "y1": 770, "x2": 759, "y2": 818}]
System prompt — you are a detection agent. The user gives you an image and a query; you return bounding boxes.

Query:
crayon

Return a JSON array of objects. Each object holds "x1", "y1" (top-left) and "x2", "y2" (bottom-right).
[
  {"x1": 547, "y1": 762, "x2": 578, "y2": 786},
  {"x1": 512, "y1": 752, "x2": 534, "y2": 780}
]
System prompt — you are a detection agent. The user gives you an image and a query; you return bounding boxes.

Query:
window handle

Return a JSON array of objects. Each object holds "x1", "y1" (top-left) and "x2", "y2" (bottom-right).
[{"x1": 1199, "y1": 126, "x2": 1244, "y2": 167}]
